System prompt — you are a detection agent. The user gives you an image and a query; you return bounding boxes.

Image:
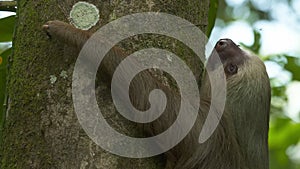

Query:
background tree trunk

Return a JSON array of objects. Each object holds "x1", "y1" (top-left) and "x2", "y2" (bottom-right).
[{"x1": 1, "y1": 0, "x2": 210, "y2": 168}]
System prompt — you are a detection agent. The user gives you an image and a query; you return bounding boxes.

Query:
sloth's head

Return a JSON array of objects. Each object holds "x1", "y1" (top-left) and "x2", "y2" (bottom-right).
[
  {"x1": 211, "y1": 39, "x2": 270, "y2": 99},
  {"x1": 207, "y1": 39, "x2": 269, "y2": 95},
  {"x1": 213, "y1": 38, "x2": 246, "y2": 77}
]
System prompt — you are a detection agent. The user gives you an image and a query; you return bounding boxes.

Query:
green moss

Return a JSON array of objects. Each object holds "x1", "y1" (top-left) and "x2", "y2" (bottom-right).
[{"x1": 0, "y1": 0, "x2": 66, "y2": 168}]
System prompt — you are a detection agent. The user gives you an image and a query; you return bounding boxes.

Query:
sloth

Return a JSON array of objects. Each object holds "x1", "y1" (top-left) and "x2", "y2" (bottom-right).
[{"x1": 43, "y1": 20, "x2": 270, "y2": 169}]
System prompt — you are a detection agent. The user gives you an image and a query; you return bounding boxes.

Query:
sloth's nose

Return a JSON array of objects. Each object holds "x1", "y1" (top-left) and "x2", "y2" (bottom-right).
[{"x1": 216, "y1": 39, "x2": 229, "y2": 51}]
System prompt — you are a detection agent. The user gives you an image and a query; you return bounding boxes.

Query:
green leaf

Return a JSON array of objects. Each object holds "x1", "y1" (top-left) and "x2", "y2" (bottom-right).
[
  {"x1": 270, "y1": 149, "x2": 292, "y2": 169},
  {"x1": 0, "y1": 15, "x2": 16, "y2": 42},
  {"x1": 240, "y1": 30, "x2": 261, "y2": 53},
  {"x1": 269, "y1": 117, "x2": 300, "y2": 149},
  {"x1": 272, "y1": 85, "x2": 287, "y2": 97},
  {"x1": 206, "y1": 0, "x2": 218, "y2": 38},
  {"x1": 0, "y1": 48, "x2": 11, "y2": 140},
  {"x1": 0, "y1": 47, "x2": 10, "y2": 70},
  {"x1": 284, "y1": 55, "x2": 300, "y2": 81}
]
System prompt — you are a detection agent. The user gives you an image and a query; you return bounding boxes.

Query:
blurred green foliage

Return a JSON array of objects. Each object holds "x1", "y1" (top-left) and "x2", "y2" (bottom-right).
[
  {"x1": 285, "y1": 56, "x2": 300, "y2": 81},
  {"x1": 206, "y1": 0, "x2": 218, "y2": 37},
  {"x1": 0, "y1": 14, "x2": 15, "y2": 143},
  {"x1": 0, "y1": 15, "x2": 15, "y2": 42},
  {"x1": 0, "y1": 48, "x2": 10, "y2": 137}
]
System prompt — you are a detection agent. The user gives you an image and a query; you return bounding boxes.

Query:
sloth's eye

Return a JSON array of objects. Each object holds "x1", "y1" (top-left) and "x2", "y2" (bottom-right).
[{"x1": 226, "y1": 64, "x2": 238, "y2": 75}]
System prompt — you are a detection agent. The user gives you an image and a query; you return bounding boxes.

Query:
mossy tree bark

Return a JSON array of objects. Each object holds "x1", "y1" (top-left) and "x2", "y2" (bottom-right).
[{"x1": 1, "y1": 0, "x2": 210, "y2": 168}]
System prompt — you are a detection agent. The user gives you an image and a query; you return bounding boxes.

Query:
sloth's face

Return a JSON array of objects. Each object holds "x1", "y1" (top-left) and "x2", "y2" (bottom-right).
[{"x1": 207, "y1": 39, "x2": 249, "y2": 78}]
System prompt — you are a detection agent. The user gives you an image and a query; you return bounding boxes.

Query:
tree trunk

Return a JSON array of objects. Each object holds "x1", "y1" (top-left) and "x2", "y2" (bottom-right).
[{"x1": 1, "y1": 0, "x2": 210, "y2": 168}]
